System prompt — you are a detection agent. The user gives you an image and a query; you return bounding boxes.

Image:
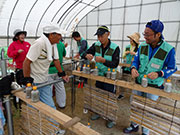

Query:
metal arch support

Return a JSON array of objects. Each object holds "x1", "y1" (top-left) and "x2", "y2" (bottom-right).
[
  {"x1": 51, "y1": 0, "x2": 69, "y2": 22},
  {"x1": 7, "y1": 0, "x2": 20, "y2": 46},
  {"x1": 35, "y1": 0, "x2": 56, "y2": 37},
  {"x1": 23, "y1": 0, "x2": 39, "y2": 31},
  {"x1": 71, "y1": 0, "x2": 108, "y2": 31},
  {"x1": 59, "y1": 1, "x2": 80, "y2": 27},
  {"x1": 64, "y1": 0, "x2": 96, "y2": 31},
  {"x1": 57, "y1": 0, "x2": 79, "y2": 24}
]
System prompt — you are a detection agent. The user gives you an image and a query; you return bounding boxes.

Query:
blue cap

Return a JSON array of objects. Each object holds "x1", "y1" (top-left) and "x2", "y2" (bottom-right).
[
  {"x1": 94, "y1": 25, "x2": 109, "y2": 36},
  {"x1": 146, "y1": 20, "x2": 164, "y2": 39}
]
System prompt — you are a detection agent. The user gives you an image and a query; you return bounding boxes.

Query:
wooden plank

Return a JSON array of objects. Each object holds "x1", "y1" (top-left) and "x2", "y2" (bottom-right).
[
  {"x1": 14, "y1": 91, "x2": 100, "y2": 135},
  {"x1": 63, "y1": 117, "x2": 81, "y2": 129},
  {"x1": 72, "y1": 70, "x2": 180, "y2": 101},
  {"x1": 119, "y1": 63, "x2": 131, "y2": 67}
]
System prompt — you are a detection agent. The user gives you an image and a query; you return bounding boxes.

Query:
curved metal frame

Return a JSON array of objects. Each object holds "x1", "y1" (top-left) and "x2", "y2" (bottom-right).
[
  {"x1": 57, "y1": 0, "x2": 79, "y2": 24},
  {"x1": 74, "y1": 0, "x2": 108, "y2": 30},
  {"x1": 65, "y1": 0, "x2": 96, "y2": 31},
  {"x1": 59, "y1": 1, "x2": 80, "y2": 27},
  {"x1": 35, "y1": 0, "x2": 56, "y2": 36},
  {"x1": 23, "y1": 0, "x2": 39, "y2": 31},
  {"x1": 7, "y1": 0, "x2": 20, "y2": 46},
  {"x1": 51, "y1": 0, "x2": 69, "y2": 22}
]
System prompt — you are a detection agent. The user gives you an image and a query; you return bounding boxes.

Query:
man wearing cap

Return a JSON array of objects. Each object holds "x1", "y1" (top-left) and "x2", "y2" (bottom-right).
[
  {"x1": 23, "y1": 24, "x2": 69, "y2": 109},
  {"x1": 123, "y1": 20, "x2": 177, "y2": 135},
  {"x1": 82, "y1": 25, "x2": 120, "y2": 128}
]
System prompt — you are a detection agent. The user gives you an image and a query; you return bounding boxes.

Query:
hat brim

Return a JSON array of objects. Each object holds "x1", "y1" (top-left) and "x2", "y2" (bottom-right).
[
  {"x1": 15, "y1": 31, "x2": 27, "y2": 37},
  {"x1": 127, "y1": 35, "x2": 139, "y2": 44},
  {"x1": 94, "y1": 31, "x2": 106, "y2": 36}
]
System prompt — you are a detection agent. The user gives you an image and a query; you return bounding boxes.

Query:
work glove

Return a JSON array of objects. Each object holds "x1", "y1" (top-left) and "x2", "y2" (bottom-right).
[{"x1": 20, "y1": 77, "x2": 34, "y2": 86}]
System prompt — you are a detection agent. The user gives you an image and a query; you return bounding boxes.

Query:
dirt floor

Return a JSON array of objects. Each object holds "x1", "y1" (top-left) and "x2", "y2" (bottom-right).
[{"x1": 4, "y1": 79, "x2": 158, "y2": 135}]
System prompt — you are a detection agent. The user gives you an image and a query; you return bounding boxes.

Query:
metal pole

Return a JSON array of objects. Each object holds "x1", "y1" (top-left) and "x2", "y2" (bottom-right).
[
  {"x1": 0, "y1": 60, "x2": 7, "y2": 77},
  {"x1": 4, "y1": 95, "x2": 14, "y2": 135},
  {"x1": 0, "y1": 48, "x2": 7, "y2": 77}
]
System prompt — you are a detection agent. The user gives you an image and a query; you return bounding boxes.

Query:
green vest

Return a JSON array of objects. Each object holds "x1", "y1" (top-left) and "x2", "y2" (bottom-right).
[
  {"x1": 95, "y1": 41, "x2": 118, "y2": 76},
  {"x1": 124, "y1": 45, "x2": 134, "y2": 72},
  {"x1": 77, "y1": 37, "x2": 89, "y2": 56},
  {"x1": 137, "y1": 41, "x2": 173, "y2": 86},
  {"x1": 49, "y1": 41, "x2": 66, "y2": 74}
]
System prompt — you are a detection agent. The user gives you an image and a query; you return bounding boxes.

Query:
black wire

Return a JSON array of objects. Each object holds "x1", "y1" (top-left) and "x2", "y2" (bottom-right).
[{"x1": 168, "y1": 100, "x2": 177, "y2": 135}]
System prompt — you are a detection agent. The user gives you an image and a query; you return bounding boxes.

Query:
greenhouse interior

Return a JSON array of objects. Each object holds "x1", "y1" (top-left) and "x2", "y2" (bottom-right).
[{"x1": 0, "y1": 0, "x2": 180, "y2": 135}]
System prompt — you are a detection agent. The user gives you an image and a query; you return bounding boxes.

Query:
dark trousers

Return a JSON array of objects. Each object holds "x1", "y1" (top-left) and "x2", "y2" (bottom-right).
[{"x1": 95, "y1": 81, "x2": 115, "y2": 93}]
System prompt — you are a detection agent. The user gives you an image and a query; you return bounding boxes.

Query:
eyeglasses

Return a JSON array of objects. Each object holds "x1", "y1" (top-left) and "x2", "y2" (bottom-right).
[{"x1": 142, "y1": 32, "x2": 154, "y2": 37}]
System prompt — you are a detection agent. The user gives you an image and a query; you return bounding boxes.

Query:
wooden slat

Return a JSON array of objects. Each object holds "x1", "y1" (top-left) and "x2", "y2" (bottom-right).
[
  {"x1": 14, "y1": 91, "x2": 100, "y2": 135},
  {"x1": 118, "y1": 63, "x2": 131, "y2": 67},
  {"x1": 72, "y1": 70, "x2": 180, "y2": 101}
]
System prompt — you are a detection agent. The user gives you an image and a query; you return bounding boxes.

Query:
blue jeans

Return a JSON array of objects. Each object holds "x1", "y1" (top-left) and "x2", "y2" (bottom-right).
[
  {"x1": 131, "y1": 90, "x2": 159, "y2": 135},
  {"x1": 34, "y1": 83, "x2": 56, "y2": 109}
]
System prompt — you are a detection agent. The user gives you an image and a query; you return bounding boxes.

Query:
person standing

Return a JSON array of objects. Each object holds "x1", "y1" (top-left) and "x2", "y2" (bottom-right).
[
  {"x1": 49, "y1": 37, "x2": 67, "y2": 109},
  {"x1": 123, "y1": 20, "x2": 177, "y2": 135},
  {"x1": 72, "y1": 31, "x2": 89, "y2": 83},
  {"x1": 23, "y1": 24, "x2": 69, "y2": 109},
  {"x1": 82, "y1": 25, "x2": 120, "y2": 128},
  {"x1": 7, "y1": 29, "x2": 31, "y2": 85},
  {"x1": 122, "y1": 32, "x2": 140, "y2": 74}
]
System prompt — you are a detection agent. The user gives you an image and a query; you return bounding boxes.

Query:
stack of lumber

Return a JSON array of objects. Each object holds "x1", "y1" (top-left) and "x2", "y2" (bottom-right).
[
  {"x1": 130, "y1": 94, "x2": 180, "y2": 135},
  {"x1": 84, "y1": 84, "x2": 118, "y2": 122},
  {"x1": 20, "y1": 104, "x2": 62, "y2": 135}
]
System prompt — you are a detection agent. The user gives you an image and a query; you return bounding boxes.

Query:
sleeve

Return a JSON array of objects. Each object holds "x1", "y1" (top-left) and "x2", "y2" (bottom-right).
[
  {"x1": 103, "y1": 47, "x2": 120, "y2": 68},
  {"x1": 63, "y1": 44, "x2": 66, "y2": 57},
  {"x1": 79, "y1": 40, "x2": 88, "y2": 56},
  {"x1": 7, "y1": 43, "x2": 19, "y2": 59},
  {"x1": 81, "y1": 43, "x2": 96, "y2": 59},
  {"x1": 131, "y1": 46, "x2": 140, "y2": 69},
  {"x1": 26, "y1": 41, "x2": 42, "y2": 62},
  {"x1": 161, "y1": 48, "x2": 177, "y2": 78}
]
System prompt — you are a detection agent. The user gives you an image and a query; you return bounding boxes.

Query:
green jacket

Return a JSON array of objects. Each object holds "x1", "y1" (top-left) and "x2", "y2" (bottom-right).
[
  {"x1": 95, "y1": 41, "x2": 118, "y2": 76},
  {"x1": 49, "y1": 41, "x2": 66, "y2": 74},
  {"x1": 137, "y1": 41, "x2": 173, "y2": 86}
]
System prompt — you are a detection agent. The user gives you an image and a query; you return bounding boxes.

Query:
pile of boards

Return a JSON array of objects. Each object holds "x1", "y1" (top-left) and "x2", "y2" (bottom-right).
[
  {"x1": 19, "y1": 104, "x2": 62, "y2": 135},
  {"x1": 84, "y1": 84, "x2": 118, "y2": 122},
  {"x1": 130, "y1": 94, "x2": 180, "y2": 135}
]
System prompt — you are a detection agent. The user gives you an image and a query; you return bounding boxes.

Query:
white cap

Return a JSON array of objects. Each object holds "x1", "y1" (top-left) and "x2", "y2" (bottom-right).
[{"x1": 43, "y1": 24, "x2": 62, "y2": 34}]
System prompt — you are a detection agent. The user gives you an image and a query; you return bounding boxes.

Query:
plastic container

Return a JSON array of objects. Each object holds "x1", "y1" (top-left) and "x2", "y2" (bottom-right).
[
  {"x1": 141, "y1": 75, "x2": 148, "y2": 87},
  {"x1": 31, "y1": 86, "x2": 39, "y2": 103},
  {"x1": 106, "y1": 68, "x2": 111, "y2": 79},
  {"x1": 26, "y1": 83, "x2": 32, "y2": 99},
  {"x1": 164, "y1": 79, "x2": 172, "y2": 93},
  {"x1": 93, "y1": 66, "x2": 98, "y2": 76},
  {"x1": 86, "y1": 65, "x2": 91, "y2": 74},
  {"x1": 111, "y1": 69, "x2": 117, "y2": 80},
  {"x1": 82, "y1": 64, "x2": 86, "y2": 73},
  {"x1": 87, "y1": 122, "x2": 91, "y2": 128}
]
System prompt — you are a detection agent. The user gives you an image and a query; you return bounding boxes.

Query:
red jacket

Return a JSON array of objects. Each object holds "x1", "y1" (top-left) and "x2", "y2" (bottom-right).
[{"x1": 7, "y1": 40, "x2": 31, "y2": 69}]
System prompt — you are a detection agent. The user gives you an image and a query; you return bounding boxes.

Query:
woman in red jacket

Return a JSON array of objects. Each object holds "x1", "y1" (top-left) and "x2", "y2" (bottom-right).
[
  {"x1": 8, "y1": 29, "x2": 31, "y2": 85},
  {"x1": 7, "y1": 29, "x2": 31, "y2": 69}
]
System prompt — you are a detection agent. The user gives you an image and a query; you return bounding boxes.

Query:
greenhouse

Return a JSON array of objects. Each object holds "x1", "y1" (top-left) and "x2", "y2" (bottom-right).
[{"x1": 0, "y1": 0, "x2": 180, "y2": 135}]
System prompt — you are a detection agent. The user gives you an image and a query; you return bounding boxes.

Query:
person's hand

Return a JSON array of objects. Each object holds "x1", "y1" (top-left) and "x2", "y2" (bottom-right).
[
  {"x1": 86, "y1": 54, "x2": 94, "y2": 61},
  {"x1": 125, "y1": 51, "x2": 130, "y2": 55},
  {"x1": 62, "y1": 75, "x2": 69, "y2": 83},
  {"x1": 74, "y1": 55, "x2": 79, "y2": 59},
  {"x1": 64, "y1": 43, "x2": 68, "y2": 48},
  {"x1": 131, "y1": 68, "x2": 139, "y2": 78},
  {"x1": 18, "y1": 49, "x2": 24, "y2": 53},
  {"x1": 147, "y1": 72, "x2": 158, "y2": 80},
  {"x1": 95, "y1": 56, "x2": 105, "y2": 63},
  {"x1": 130, "y1": 51, "x2": 136, "y2": 55}
]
